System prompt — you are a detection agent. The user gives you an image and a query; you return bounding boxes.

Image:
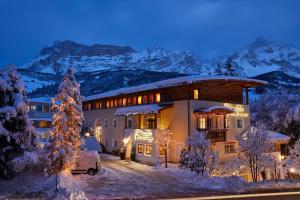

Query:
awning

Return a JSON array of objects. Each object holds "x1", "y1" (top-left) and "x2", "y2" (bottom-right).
[
  {"x1": 114, "y1": 104, "x2": 165, "y2": 116},
  {"x1": 194, "y1": 106, "x2": 235, "y2": 114}
]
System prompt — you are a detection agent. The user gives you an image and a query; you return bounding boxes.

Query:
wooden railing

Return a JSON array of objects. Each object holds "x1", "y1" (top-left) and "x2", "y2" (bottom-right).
[{"x1": 197, "y1": 128, "x2": 227, "y2": 142}]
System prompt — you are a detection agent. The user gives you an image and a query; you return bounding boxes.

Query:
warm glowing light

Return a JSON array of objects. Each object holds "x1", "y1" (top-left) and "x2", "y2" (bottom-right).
[
  {"x1": 290, "y1": 168, "x2": 296, "y2": 173},
  {"x1": 155, "y1": 93, "x2": 161, "y2": 103},
  {"x1": 85, "y1": 132, "x2": 90, "y2": 137},
  {"x1": 280, "y1": 155, "x2": 285, "y2": 160},
  {"x1": 134, "y1": 129, "x2": 153, "y2": 142},
  {"x1": 123, "y1": 137, "x2": 129, "y2": 145},
  {"x1": 194, "y1": 89, "x2": 199, "y2": 100},
  {"x1": 138, "y1": 96, "x2": 142, "y2": 105},
  {"x1": 123, "y1": 98, "x2": 127, "y2": 106}
]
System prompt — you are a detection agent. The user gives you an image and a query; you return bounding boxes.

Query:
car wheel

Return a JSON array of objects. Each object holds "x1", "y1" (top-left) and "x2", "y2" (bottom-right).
[{"x1": 87, "y1": 169, "x2": 95, "y2": 176}]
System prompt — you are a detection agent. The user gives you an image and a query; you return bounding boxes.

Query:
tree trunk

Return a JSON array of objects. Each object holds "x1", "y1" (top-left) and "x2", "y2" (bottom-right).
[{"x1": 165, "y1": 144, "x2": 168, "y2": 168}]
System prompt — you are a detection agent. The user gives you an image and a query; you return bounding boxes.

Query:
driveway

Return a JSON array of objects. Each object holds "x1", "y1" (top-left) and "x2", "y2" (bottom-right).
[{"x1": 79, "y1": 154, "x2": 217, "y2": 199}]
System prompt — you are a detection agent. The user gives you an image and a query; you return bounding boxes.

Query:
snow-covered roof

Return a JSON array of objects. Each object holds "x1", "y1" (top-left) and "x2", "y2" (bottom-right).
[
  {"x1": 268, "y1": 131, "x2": 290, "y2": 142},
  {"x1": 114, "y1": 104, "x2": 165, "y2": 116},
  {"x1": 84, "y1": 75, "x2": 267, "y2": 101},
  {"x1": 194, "y1": 105, "x2": 235, "y2": 113},
  {"x1": 29, "y1": 97, "x2": 52, "y2": 104}
]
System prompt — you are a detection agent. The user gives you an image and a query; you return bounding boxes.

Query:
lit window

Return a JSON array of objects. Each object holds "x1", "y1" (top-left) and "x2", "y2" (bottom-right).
[
  {"x1": 149, "y1": 94, "x2": 154, "y2": 104},
  {"x1": 88, "y1": 103, "x2": 91, "y2": 110},
  {"x1": 37, "y1": 105, "x2": 43, "y2": 111},
  {"x1": 137, "y1": 144, "x2": 144, "y2": 154},
  {"x1": 114, "y1": 100, "x2": 118, "y2": 107},
  {"x1": 43, "y1": 105, "x2": 50, "y2": 112},
  {"x1": 143, "y1": 95, "x2": 148, "y2": 104},
  {"x1": 138, "y1": 96, "x2": 142, "y2": 105},
  {"x1": 194, "y1": 89, "x2": 199, "y2": 100},
  {"x1": 132, "y1": 97, "x2": 137, "y2": 105},
  {"x1": 118, "y1": 99, "x2": 122, "y2": 107},
  {"x1": 237, "y1": 119, "x2": 243, "y2": 128},
  {"x1": 106, "y1": 101, "x2": 110, "y2": 108},
  {"x1": 110, "y1": 100, "x2": 114, "y2": 108},
  {"x1": 30, "y1": 105, "x2": 36, "y2": 111},
  {"x1": 123, "y1": 98, "x2": 127, "y2": 106},
  {"x1": 145, "y1": 144, "x2": 152, "y2": 155},
  {"x1": 127, "y1": 97, "x2": 132, "y2": 106},
  {"x1": 95, "y1": 102, "x2": 100, "y2": 109},
  {"x1": 159, "y1": 145, "x2": 166, "y2": 155},
  {"x1": 155, "y1": 93, "x2": 161, "y2": 103},
  {"x1": 198, "y1": 116, "x2": 206, "y2": 129},
  {"x1": 225, "y1": 144, "x2": 235, "y2": 154}
]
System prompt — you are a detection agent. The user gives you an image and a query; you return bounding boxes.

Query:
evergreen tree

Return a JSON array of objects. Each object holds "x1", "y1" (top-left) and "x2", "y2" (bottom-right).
[
  {"x1": 48, "y1": 67, "x2": 83, "y2": 175},
  {"x1": 224, "y1": 63, "x2": 236, "y2": 76},
  {"x1": 214, "y1": 64, "x2": 223, "y2": 75},
  {"x1": 0, "y1": 66, "x2": 35, "y2": 179}
]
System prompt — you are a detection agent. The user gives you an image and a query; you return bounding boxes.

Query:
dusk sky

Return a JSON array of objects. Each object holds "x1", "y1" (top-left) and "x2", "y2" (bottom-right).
[{"x1": 0, "y1": 0, "x2": 300, "y2": 67}]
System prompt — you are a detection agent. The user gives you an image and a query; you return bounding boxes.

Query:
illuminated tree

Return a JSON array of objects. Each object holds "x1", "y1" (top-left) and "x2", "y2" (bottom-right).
[
  {"x1": 47, "y1": 67, "x2": 83, "y2": 175},
  {"x1": 157, "y1": 125, "x2": 172, "y2": 168},
  {"x1": 0, "y1": 66, "x2": 35, "y2": 179}
]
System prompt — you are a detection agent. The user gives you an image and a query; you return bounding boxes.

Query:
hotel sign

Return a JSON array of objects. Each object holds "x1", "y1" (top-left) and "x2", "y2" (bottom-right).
[{"x1": 134, "y1": 129, "x2": 154, "y2": 143}]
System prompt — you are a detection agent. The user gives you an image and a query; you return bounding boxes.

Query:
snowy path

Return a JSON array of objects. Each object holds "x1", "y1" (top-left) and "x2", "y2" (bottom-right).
[{"x1": 79, "y1": 154, "x2": 217, "y2": 199}]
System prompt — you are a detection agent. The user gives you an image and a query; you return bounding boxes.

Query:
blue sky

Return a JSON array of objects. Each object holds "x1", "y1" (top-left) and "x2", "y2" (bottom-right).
[{"x1": 0, "y1": 0, "x2": 300, "y2": 66}]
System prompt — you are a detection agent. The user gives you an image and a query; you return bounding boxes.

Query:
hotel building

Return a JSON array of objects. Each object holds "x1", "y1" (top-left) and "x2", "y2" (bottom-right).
[{"x1": 82, "y1": 75, "x2": 288, "y2": 180}]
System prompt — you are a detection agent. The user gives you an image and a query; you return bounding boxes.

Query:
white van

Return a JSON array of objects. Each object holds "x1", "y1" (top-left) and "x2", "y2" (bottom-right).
[{"x1": 71, "y1": 150, "x2": 101, "y2": 175}]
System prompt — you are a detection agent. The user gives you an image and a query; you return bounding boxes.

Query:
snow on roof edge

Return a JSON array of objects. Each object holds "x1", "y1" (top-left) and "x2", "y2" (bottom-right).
[{"x1": 84, "y1": 75, "x2": 267, "y2": 102}]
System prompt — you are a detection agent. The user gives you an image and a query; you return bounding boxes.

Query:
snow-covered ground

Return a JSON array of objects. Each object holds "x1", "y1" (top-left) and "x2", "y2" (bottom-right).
[{"x1": 2, "y1": 154, "x2": 300, "y2": 200}]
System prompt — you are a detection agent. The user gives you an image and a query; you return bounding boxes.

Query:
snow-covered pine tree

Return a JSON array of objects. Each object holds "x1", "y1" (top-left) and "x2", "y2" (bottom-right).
[
  {"x1": 0, "y1": 66, "x2": 35, "y2": 179},
  {"x1": 48, "y1": 67, "x2": 83, "y2": 175}
]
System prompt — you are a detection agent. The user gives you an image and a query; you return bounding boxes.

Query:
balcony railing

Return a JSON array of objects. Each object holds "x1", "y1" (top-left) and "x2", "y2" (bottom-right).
[
  {"x1": 197, "y1": 128, "x2": 227, "y2": 142},
  {"x1": 28, "y1": 111, "x2": 53, "y2": 119}
]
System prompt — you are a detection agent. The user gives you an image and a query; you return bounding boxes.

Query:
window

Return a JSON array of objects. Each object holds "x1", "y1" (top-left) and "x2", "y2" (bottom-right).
[
  {"x1": 123, "y1": 98, "x2": 127, "y2": 106},
  {"x1": 88, "y1": 103, "x2": 91, "y2": 110},
  {"x1": 194, "y1": 89, "x2": 199, "y2": 100},
  {"x1": 225, "y1": 144, "x2": 235, "y2": 154},
  {"x1": 112, "y1": 139, "x2": 117, "y2": 148},
  {"x1": 198, "y1": 116, "x2": 206, "y2": 129},
  {"x1": 149, "y1": 94, "x2": 154, "y2": 104},
  {"x1": 237, "y1": 119, "x2": 243, "y2": 128},
  {"x1": 37, "y1": 104, "x2": 43, "y2": 112},
  {"x1": 145, "y1": 144, "x2": 152, "y2": 155},
  {"x1": 155, "y1": 93, "x2": 161, "y2": 103},
  {"x1": 225, "y1": 118, "x2": 229, "y2": 128},
  {"x1": 113, "y1": 119, "x2": 117, "y2": 127},
  {"x1": 118, "y1": 99, "x2": 123, "y2": 107},
  {"x1": 43, "y1": 105, "x2": 49, "y2": 112},
  {"x1": 106, "y1": 101, "x2": 110, "y2": 108},
  {"x1": 95, "y1": 101, "x2": 100, "y2": 109},
  {"x1": 143, "y1": 95, "x2": 148, "y2": 104},
  {"x1": 110, "y1": 100, "x2": 114, "y2": 108},
  {"x1": 105, "y1": 120, "x2": 109, "y2": 127},
  {"x1": 159, "y1": 145, "x2": 166, "y2": 155},
  {"x1": 127, "y1": 97, "x2": 132, "y2": 106},
  {"x1": 114, "y1": 99, "x2": 118, "y2": 107},
  {"x1": 127, "y1": 119, "x2": 132, "y2": 128},
  {"x1": 137, "y1": 144, "x2": 144, "y2": 154},
  {"x1": 138, "y1": 96, "x2": 142, "y2": 105},
  {"x1": 30, "y1": 105, "x2": 36, "y2": 111},
  {"x1": 132, "y1": 97, "x2": 137, "y2": 105}
]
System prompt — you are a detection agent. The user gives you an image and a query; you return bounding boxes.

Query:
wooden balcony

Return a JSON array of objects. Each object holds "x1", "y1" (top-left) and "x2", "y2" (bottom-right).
[{"x1": 197, "y1": 128, "x2": 227, "y2": 142}]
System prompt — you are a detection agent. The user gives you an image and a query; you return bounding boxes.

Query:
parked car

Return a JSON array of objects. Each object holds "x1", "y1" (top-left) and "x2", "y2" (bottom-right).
[
  {"x1": 82, "y1": 136, "x2": 102, "y2": 153},
  {"x1": 71, "y1": 150, "x2": 101, "y2": 176}
]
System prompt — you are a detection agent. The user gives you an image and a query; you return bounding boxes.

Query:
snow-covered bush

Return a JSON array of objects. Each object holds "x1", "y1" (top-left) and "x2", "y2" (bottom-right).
[
  {"x1": 0, "y1": 66, "x2": 36, "y2": 179},
  {"x1": 47, "y1": 67, "x2": 83, "y2": 175},
  {"x1": 179, "y1": 130, "x2": 217, "y2": 177},
  {"x1": 214, "y1": 158, "x2": 244, "y2": 177},
  {"x1": 286, "y1": 139, "x2": 300, "y2": 174},
  {"x1": 236, "y1": 125, "x2": 273, "y2": 182}
]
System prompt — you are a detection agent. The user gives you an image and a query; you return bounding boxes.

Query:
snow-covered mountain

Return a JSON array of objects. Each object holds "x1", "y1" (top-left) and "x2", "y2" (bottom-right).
[
  {"x1": 21, "y1": 40, "x2": 201, "y2": 75},
  {"x1": 206, "y1": 37, "x2": 300, "y2": 77},
  {"x1": 17, "y1": 38, "x2": 300, "y2": 97}
]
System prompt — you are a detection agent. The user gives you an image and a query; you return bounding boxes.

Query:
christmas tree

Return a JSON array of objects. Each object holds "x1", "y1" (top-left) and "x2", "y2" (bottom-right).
[
  {"x1": 0, "y1": 66, "x2": 35, "y2": 179},
  {"x1": 48, "y1": 67, "x2": 83, "y2": 175}
]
